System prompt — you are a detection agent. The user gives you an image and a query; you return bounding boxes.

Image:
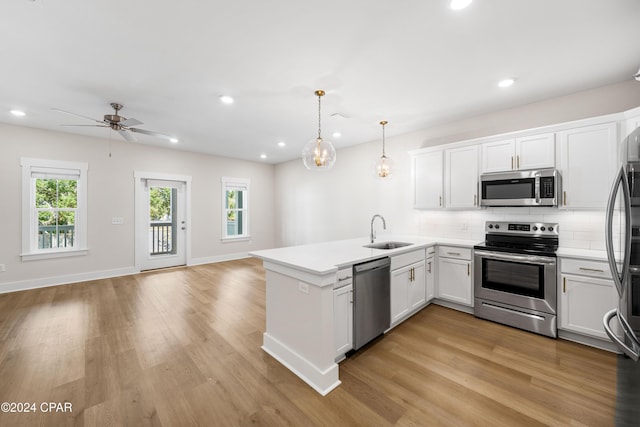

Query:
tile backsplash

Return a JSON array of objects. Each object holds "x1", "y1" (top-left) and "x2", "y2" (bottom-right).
[{"x1": 417, "y1": 207, "x2": 613, "y2": 251}]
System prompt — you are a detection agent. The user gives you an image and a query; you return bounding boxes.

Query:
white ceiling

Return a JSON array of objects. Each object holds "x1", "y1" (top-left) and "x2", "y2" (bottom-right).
[{"x1": 2, "y1": 0, "x2": 640, "y2": 164}]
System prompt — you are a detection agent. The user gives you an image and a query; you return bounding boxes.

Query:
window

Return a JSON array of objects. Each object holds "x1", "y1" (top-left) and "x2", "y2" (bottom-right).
[
  {"x1": 21, "y1": 158, "x2": 88, "y2": 260},
  {"x1": 221, "y1": 177, "x2": 249, "y2": 241}
]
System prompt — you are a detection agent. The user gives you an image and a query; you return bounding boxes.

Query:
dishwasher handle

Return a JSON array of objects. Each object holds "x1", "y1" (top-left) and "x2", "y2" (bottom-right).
[{"x1": 353, "y1": 257, "x2": 391, "y2": 273}]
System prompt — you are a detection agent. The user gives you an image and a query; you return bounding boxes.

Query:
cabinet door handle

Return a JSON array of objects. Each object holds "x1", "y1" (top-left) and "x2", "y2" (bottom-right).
[
  {"x1": 511, "y1": 156, "x2": 514, "y2": 170},
  {"x1": 579, "y1": 267, "x2": 604, "y2": 273},
  {"x1": 563, "y1": 191, "x2": 567, "y2": 206},
  {"x1": 563, "y1": 277, "x2": 566, "y2": 293},
  {"x1": 439, "y1": 196, "x2": 442, "y2": 207},
  {"x1": 474, "y1": 194, "x2": 477, "y2": 206},
  {"x1": 447, "y1": 252, "x2": 461, "y2": 256},
  {"x1": 467, "y1": 263, "x2": 470, "y2": 276},
  {"x1": 516, "y1": 155, "x2": 520, "y2": 169},
  {"x1": 428, "y1": 261, "x2": 432, "y2": 273}
]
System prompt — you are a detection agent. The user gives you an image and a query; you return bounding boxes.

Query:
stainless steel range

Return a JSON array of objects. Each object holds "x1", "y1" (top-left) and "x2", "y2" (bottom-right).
[{"x1": 473, "y1": 221, "x2": 559, "y2": 338}]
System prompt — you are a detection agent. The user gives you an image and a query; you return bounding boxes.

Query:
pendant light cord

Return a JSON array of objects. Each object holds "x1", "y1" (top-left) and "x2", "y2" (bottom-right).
[
  {"x1": 317, "y1": 94, "x2": 322, "y2": 140},
  {"x1": 382, "y1": 122, "x2": 386, "y2": 156}
]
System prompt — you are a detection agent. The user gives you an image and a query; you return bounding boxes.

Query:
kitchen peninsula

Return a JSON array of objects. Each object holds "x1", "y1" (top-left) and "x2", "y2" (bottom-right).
[{"x1": 249, "y1": 236, "x2": 473, "y2": 395}]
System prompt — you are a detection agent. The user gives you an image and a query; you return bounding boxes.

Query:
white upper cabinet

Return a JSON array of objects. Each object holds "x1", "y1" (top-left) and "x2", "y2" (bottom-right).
[
  {"x1": 558, "y1": 122, "x2": 617, "y2": 209},
  {"x1": 445, "y1": 145, "x2": 479, "y2": 209},
  {"x1": 413, "y1": 151, "x2": 443, "y2": 209},
  {"x1": 481, "y1": 133, "x2": 555, "y2": 173},
  {"x1": 481, "y1": 139, "x2": 515, "y2": 173},
  {"x1": 626, "y1": 110, "x2": 640, "y2": 161}
]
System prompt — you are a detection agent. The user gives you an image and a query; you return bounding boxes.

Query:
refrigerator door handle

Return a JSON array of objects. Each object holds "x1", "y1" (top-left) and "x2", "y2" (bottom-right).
[
  {"x1": 603, "y1": 308, "x2": 640, "y2": 362},
  {"x1": 605, "y1": 165, "x2": 632, "y2": 297}
]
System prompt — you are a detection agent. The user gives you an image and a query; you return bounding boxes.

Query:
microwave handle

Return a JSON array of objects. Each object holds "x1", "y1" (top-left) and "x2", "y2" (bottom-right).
[{"x1": 535, "y1": 174, "x2": 541, "y2": 204}]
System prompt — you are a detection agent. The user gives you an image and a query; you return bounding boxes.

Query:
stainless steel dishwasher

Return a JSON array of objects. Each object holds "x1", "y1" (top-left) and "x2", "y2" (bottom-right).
[{"x1": 352, "y1": 257, "x2": 391, "y2": 351}]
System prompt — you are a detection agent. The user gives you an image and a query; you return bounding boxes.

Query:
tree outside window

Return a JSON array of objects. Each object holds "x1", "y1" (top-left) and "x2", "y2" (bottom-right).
[
  {"x1": 35, "y1": 178, "x2": 77, "y2": 249},
  {"x1": 221, "y1": 177, "x2": 249, "y2": 240}
]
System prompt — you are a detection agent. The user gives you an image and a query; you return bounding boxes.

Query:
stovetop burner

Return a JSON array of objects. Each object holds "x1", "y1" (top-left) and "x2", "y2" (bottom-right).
[{"x1": 474, "y1": 221, "x2": 559, "y2": 257}]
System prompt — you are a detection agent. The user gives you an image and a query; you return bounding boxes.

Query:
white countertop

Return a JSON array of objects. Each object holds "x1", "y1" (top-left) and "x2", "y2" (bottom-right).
[
  {"x1": 249, "y1": 235, "x2": 478, "y2": 276},
  {"x1": 250, "y1": 235, "x2": 616, "y2": 276},
  {"x1": 556, "y1": 247, "x2": 609, "y2": 262}
]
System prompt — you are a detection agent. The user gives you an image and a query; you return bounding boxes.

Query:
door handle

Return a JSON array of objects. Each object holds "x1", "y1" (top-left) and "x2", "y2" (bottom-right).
[
  {"x1": 428, "y1": 261, "x2": 432, "y2": 273},
  {"x1": 181, "y1": 227, "x2": 186, "y2": 230},
  {"x1": 467, "y1": 263, "x2": 470, "y2": 276},
  {"x1": 563, "y1": 277, "x2": 566, "y2": 293},
  {"x1": 516, "y1": 155, "x2": 520, "y2": 169},
  {"x1": 511, "y1": 156, "x2": 514, "y2": 170}
]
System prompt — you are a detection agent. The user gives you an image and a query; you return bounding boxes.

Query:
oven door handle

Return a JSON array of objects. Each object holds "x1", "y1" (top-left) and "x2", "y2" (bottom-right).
[{"x1": 474, "y1": 250, "x2": 556, "y2": 265}]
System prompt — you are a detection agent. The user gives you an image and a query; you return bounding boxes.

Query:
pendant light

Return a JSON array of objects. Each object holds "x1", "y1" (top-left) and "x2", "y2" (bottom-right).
[
  {"x1": 375, "y1": 120, "x2": 393, "y2": 178},
  {"x1": 302, "y1": 90, "x2": 336, "y2": 171}
]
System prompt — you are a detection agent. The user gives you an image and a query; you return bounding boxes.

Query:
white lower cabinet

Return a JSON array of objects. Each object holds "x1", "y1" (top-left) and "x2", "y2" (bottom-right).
[
  {"x1": 333, "y1": 269, "x2": 353, "y2": 360},
  {"x1": 559, "y1": 259, "x2": 618, "y2": 340},
  {"x1": 390, "y1": 249, "x2": 426, "y2": 327},
  {"x1": 437, "y1": 246, "x2": 473, "y2": 306}
]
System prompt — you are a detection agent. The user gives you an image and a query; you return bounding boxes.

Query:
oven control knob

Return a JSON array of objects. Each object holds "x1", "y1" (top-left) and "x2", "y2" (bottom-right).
[
  {"x1": 548, "y1": 226, "x2": 554, "y2": 232},
  {"x1": 495, "y1": 224, "x2": 500, "y2": 229},
  {"x1": 540, "y1": 226, "x2": 546, "y2": 231},
  {"x1": 488, "y1": 224, "x2": 493, "y2": 229},
  {"x1": 532, "y1": 226, "x2": 538, "y2": 231}
]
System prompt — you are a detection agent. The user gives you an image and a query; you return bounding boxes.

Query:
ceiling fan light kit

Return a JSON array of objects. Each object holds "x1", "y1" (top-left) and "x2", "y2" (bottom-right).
[{"x1": 302, "y1": 90, "x2": 337, "y2": 171}]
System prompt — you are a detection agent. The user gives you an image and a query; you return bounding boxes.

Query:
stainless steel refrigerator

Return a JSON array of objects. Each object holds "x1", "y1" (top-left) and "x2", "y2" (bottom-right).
[{"x1": 604, "y1": 126, "x2": 640, "y2": 362}]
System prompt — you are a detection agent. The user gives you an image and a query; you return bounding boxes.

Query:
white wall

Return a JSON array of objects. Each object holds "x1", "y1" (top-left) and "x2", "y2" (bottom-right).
[
  {"x1": 274, "y1": 80, "x2": 640, "y2": 248},
  {"x1": 0, "y1": 124, "x2": 275, "y2": 291}
]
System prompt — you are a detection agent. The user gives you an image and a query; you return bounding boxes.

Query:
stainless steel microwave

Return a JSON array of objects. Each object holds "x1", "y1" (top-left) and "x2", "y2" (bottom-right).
[{"x1": 480, "y1": 169, "x2": 561, "y2": 207}]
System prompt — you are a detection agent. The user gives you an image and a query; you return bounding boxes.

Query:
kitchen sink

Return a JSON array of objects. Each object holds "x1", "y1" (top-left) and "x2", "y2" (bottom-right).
[{"x1": 363, "y1": 241, "x2": 413, "y2": 250}]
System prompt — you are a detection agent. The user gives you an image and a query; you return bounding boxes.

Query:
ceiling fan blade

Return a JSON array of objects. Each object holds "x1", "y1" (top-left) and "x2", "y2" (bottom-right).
[
  {"x1": 52, "y1": 108, "x2": 104, "y2": 124},
  {"x1": 61, "y1": 124, "x2": 109, "y2": 127},
  {"x1": 129, "y1": 127, "x2": 175, "y2": 141},
  {"x1": 118, "y1": 130, "x2": 137, "y2": 142},
  {"x1": 120, "y1": 117, "x2": 143, "y2": 127}
]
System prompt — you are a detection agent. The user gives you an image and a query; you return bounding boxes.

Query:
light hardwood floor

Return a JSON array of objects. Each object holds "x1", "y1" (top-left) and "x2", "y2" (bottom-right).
[{"x1": 0, "y1": 258, "x2": 619, "y2": 426}]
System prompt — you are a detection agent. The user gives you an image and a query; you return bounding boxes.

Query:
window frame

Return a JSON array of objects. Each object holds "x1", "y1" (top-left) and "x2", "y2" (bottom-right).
[
  {"x1": 221, "y1": 176, "x2": 250, "y2": 242},
  {"x1": 21, "y1": 157, "x2": 89, "y2": 261}
]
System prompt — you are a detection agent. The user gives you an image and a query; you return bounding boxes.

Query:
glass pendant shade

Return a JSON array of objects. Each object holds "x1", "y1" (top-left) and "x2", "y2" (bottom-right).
[
  {"x1": 375, "y1": 120, "x2": 392, "y2": 178},
  {"x1": 375, "y1": 154, "x2": 394, "y2": 178},
  {"x1": 302, "y1": 136, "x2": 337, "y2": 170},
  {"x1": 302, "y1": 89, "x2": 336, "y2": 171}
]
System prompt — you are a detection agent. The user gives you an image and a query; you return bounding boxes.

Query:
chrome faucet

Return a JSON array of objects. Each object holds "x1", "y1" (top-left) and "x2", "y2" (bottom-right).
[{"x1": 370, "y1": 214, "x2": 386, "y2": 243}]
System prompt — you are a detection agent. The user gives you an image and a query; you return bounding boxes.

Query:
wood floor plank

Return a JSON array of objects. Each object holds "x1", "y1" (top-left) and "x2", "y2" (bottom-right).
[{"x1": 0, "y1": 257, "x2": 623, "y2": 426}]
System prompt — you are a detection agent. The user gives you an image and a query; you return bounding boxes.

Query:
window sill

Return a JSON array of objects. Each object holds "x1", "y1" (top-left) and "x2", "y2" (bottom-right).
[
  {"x1": 221, "y1": 236, "x2": 251, "y2": 243},
  {"x1": 21, "y1": 248, "x2": 88, "y2": 261}
]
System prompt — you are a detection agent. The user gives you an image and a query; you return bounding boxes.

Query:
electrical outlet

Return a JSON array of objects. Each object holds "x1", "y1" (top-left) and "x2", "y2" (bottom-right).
[
  {"x1": 112, "y1": 217, "x2": 124, "y2": 225},
  {"x1": 0, "y1": 264, "x2": 5, "y2": 272},
  {"x1": 461, "y1": 222, "x2": 468, "y2": 231},
  {"x1": 298, "y1": 282, "x2": 309, "y2": 294}
]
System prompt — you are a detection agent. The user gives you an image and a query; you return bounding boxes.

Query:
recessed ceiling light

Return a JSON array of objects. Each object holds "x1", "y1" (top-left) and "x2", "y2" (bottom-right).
[
  {"x1": 260, "y1": 154, "x2": 267, "y2": 159},
  {"x1": 450, "y1": 0, "x2": 472, "y2": 10},
  {"x1": 10, "y1": 109, "x2": 26, "y2": 117},
  {"x1": 498, "y1": 78, "x2": 515, "y2": 88},
  {"x1": 332, "y1": 132, "x2": 341, "y2": 138},
  {"x1": 220, "y1": 95, "x2": 234, "y2": 104},
  {"x1": 169, "y1": 138, "x2": 179, "y2": 143},
  {"x1": 277, "y1": 141, "x2": 286, "y2": 147}
]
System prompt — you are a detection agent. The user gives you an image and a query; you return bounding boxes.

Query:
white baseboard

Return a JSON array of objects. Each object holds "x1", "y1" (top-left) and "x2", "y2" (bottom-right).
[
  {"x1": 262, "y1": 332, "x2": 341, "y2": 396},
  {"x1": 189, "y1": 252, "x2": 250, "y2": 266},
  {"x1": 0, "y1": 252, "x2": 253, "y2": 295},
  {"x1": 0, "y1": 266, "x2": 138, "y2": 294}
]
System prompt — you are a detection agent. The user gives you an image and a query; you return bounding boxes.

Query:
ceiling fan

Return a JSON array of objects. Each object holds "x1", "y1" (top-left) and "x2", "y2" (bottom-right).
[{"x1": 53, "y1": 102, "x2": 177, "y2": 143}]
